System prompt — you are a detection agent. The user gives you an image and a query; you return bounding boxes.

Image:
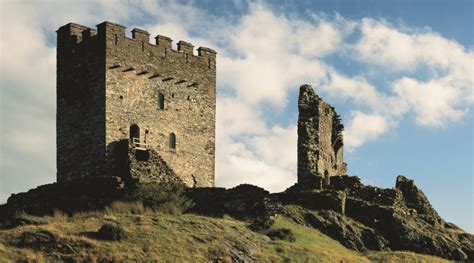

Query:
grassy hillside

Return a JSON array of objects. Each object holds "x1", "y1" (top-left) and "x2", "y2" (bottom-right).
[{"x1": 0, "y1": 207, "x2": 450, "y2": 262}]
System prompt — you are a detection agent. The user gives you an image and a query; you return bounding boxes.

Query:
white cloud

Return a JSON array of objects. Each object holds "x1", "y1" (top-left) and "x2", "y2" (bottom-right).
[
  {"x1": 393, "y1": 77, "x2": 469, "y2": 127},
  {"x1": 216, "y1": 97, "x2": 267, "y2": 140},
  {"x1": 218, "y1": 4, "x2": 350, "y2": 107},
  {"x1": 356, "y1": 18, "x2": 473, "y2": 73},
  {"x1": 249, "y1": 125, "x2": 297, "y2": 169},
  {"x1": 344, "y1": 111, "x2": 392, "y2": 149},
  {"x1": 215, "y1": 124, "x2": 297, "y2": 192},
  {"x1": 354, "y1": 18, "x2": 473, "y2": 127}
]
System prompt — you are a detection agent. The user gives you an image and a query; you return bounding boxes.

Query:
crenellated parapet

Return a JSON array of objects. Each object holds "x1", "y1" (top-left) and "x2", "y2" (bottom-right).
[{"x1": 56, "y1": 22, "x2": 216, "y2": 75}]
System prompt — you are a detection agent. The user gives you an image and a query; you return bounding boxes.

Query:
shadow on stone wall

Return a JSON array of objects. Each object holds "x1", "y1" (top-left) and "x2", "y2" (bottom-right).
[{"x1": 106, "y1": 139, "x2": 181, "y2": 186}]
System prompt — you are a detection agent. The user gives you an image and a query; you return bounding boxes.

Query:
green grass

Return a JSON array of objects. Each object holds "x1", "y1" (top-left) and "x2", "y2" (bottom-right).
[
  {"x1": 268, "y1": 216, "x2": 369, "y2": 262},
  {"x1": 367, "y1": 251, "x2": 452, "y2": 263},
  {"x1": 0, "y1": 206, "x2": 452, "y2": 262}
]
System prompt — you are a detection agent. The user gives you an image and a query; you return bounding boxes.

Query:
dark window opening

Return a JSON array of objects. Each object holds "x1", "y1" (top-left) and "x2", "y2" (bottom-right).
[
  {"x1": 141, "y1": 41, "x2": 145, "y2": 51},
  {"x1": 130, "y1": 124, "x2": 140, "y2": 140},
  {"x1": 144, "y1": 130, "x2": 149, "y2": 143},
  {"x1": 158, "y1": 93, "x2": 165, "y2": 110},
  {"x1": 324, "y1": 170, "x2": 330, "y2": 186},
  {"x1": 208, "y1": 58, "x2": 211, "y2": 69},
  {"x1": 187, "y1": 95, "x2": 191, "y2": 101},
  {"x1": 185, "y1": 53, "x2": 189, "y2": 63},
  {"x1": 114, "y1": 34, "x2": 118, "y2": 45},
  {"x1": 169, "y1": 133, "x2": 176, "y2": 150},
  {"x1": 171, "y1": 93, "x2": 175, "y2": 98},
  {"x1": 119, "y1": 95, "x2": 123, "y2": 100},
  {"x1": 135, "y1": 150, "x2": 150, "y2": 161},
  {"x1": 164, "y1": 48, "x2": 167, "y2": 57}
]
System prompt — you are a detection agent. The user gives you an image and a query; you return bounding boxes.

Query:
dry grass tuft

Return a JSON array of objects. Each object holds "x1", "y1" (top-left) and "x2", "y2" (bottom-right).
[
  {"x1": 105, "y1": 201, "x2": 148, "y2": 215},
  {"x1": 51, "y1": 210, "x2": 69, "y2": 222}
]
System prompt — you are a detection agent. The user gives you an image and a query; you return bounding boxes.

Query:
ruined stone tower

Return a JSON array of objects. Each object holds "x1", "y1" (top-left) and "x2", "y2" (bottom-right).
[
  {"x1": 56, "y1": 21, "x2": 216, "y2": 187},
  {"x1": 297, "y1": 84, "x2": 347, "y2": 186}
]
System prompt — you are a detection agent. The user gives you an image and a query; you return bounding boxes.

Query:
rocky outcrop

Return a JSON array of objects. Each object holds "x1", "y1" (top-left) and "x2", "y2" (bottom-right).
[
  {"x1": 284, "y1": 206, "x2": 389, "y2": 252},
  {"x1": 282, "y1": 175, "x2": 473, "y2": 261},
  {"x1": 278, "y1": 188, "x2": 346, "y2": 214},
  {"x1": 186, "y1": 184, "x2": 278, "y2": 219},
  {"x1": 0, "y1": 178, "x2": 125, "y2": 221},
  {"x1": 395, "y1": 175, "x2": 443, "y2": 227},
  {"x1": 184, "y1": 174, "x2": 473, "y2": 261}
]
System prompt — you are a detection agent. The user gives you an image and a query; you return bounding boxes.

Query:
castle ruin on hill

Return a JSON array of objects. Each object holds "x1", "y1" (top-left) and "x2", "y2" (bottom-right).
[
  {"x1": 56, "y1": 22, "x2": 347, "y2": 189},
  {"x1": 1, "y1": 21, "x2": 472, "y2": 262},
  {"x1": 56, "y1": 21, "x2": 216, "y2": 187}
]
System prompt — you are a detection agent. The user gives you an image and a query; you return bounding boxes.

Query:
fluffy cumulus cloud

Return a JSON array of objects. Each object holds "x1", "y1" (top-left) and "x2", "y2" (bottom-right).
[
  {"x1": 1, "y1": 1, "x2": 473, "y2": 200},
  {"x1": 343, "y1": 111, "x2": 392, "y2": 149},
  {"x1": 218, "y1": 5, "x2": 351, "y2": 107},
  {"x1": 354, "y1": 18, "x2": 473, "y2": 127}
]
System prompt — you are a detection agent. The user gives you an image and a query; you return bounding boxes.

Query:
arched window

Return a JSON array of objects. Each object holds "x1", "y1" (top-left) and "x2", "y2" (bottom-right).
[
  {"x1": 130, "y1": 124, "x2": 140, "y2": 140},
  {"x1": 169, "y1": 132, "x2": 176, "y2": 150},
  {"x1": 158, "y1": 93, "x2": 165, "y2": 110}
]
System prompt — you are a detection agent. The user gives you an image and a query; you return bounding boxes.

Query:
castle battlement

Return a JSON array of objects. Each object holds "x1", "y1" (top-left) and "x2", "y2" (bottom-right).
[{"x1": 56, "y1": 22, "x2": 216, "y2": 74}]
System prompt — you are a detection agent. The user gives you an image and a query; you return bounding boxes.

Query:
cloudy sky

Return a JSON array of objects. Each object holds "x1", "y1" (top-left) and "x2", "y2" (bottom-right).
[{"x1": 0, "y1": 0, "x2": 472, "y2": 231}]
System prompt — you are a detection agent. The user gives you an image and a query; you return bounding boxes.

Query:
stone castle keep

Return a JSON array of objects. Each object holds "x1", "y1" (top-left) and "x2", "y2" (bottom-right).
[{"x1": 56, "y1": 21, "x2": 216, "y2": 187}]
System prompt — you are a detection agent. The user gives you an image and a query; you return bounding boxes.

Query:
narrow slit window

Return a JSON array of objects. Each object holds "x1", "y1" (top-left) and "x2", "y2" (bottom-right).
[
  {"x1": 158, "y1": 93, "x2": 165, "y2": 110},
  {"x1": 114, "y1": 34, "x2": 118, "y2": 45},
  {"x1": 141, "y1": 41, "x2": 145, "y2": 51},
  {"x1": 169, "y1": 133, "x2": 176, "y2": 150},
  {"x1": 185, "y1": 53, "x2": 189, "y2": 63},
  {"x1": 208, "y1": 58, "x2": 211, "y2": 69}
]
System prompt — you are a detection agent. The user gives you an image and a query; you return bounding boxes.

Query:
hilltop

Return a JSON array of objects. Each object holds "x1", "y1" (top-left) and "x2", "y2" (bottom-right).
[
  {"x1": 1, "y1": 176, "x2": 472, "y2": 261},
  {"x1": 0, "y1": 203, "x2": 450, "y2": 262}
]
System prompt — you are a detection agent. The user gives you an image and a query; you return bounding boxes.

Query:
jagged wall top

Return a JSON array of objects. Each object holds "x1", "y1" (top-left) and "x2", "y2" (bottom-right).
[{"x1": 56, "y1": 21, "x2": 217, "y2": 70}]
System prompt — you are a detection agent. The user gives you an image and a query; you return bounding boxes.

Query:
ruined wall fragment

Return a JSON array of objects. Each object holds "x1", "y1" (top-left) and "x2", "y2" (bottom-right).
[{"x1": 297, "y1": 84, "x2": 347, "y2": 186}]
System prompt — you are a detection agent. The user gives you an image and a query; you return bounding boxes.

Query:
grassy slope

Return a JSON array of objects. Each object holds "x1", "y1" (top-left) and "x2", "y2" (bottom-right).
[{"x1": 0, "y1": 211, "x2": 450, "y2": 262}]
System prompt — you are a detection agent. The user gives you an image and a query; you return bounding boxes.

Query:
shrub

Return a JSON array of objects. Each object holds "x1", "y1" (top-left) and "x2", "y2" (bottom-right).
[
  {"x1": 96, "y1": 223, "x2": 127, "y2": 241},
  {"x1": 267, "y1": 228, "x2": 296, "y2": 242},
  {"x1": 249, "y1": 216, "x2": 275, "y2": 232},
  {"x1": 127, "y1": 182, "x2": 193, "y2": 215}
]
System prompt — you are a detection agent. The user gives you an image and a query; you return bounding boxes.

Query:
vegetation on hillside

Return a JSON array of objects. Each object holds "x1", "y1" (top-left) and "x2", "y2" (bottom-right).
[{"x1": 0, "y1": 203, "x2": 450, "y2": 262}]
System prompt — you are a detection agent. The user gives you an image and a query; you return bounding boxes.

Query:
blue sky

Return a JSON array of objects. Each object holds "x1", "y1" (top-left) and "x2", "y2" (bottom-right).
[{"x1": 0, "y1": 0, "x2": 472, "y2": 231}]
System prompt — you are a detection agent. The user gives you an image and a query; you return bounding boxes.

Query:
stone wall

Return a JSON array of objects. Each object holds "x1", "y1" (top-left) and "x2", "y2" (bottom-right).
[
  {"x1": 56, "y1": 23, "x2": 106, "y2": 182},
  {"x1": 297, "y1": 84, "x2": 346, "y2": 185},
  {"x1": 101, "y1": 22, "x2": 216, "y2": 187},
  {"x1": 396, "y1": 175, "x2": 443, "y2": 227},
  {"x1": 56, "y1": 21, "x2": 216, "y2": 187}
]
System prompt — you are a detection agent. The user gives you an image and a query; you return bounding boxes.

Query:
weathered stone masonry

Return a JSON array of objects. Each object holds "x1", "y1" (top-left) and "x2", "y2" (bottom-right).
[
  {"x1": 297, "y1": 84, "x2": 347, "y2": 186},
  {"x1": 57, "y1": 21, "x2": 216, "y2": 187}
]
